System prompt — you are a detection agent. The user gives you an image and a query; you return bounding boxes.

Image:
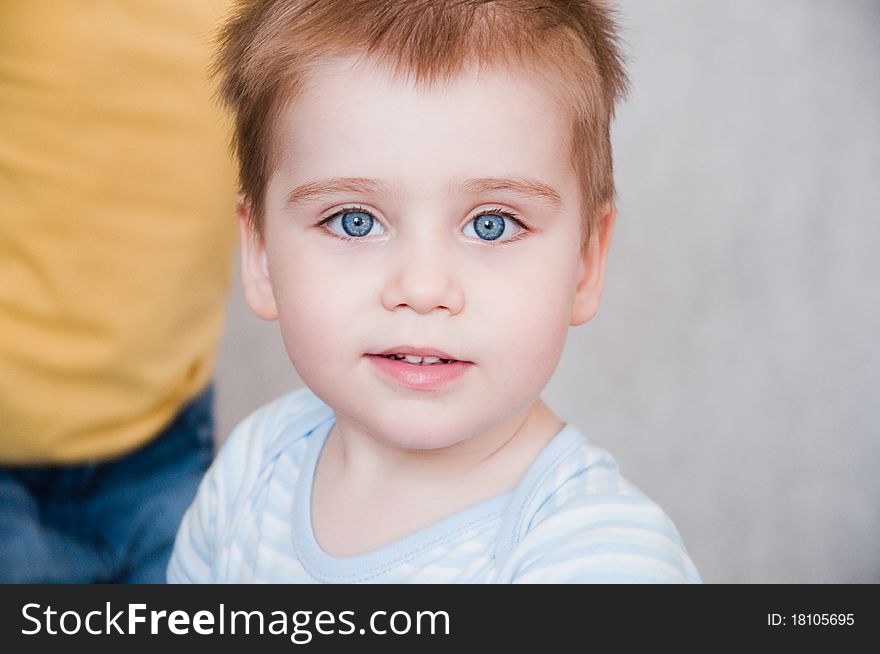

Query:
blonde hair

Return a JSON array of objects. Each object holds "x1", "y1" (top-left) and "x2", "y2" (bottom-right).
[{"x1": 214, "y1": 0, "x2": 628, "y2": 246}]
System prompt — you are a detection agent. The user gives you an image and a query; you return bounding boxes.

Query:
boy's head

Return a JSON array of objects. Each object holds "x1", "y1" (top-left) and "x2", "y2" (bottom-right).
[{"x1": 218, "y1": 1, "x2": 628, "y2": 451}]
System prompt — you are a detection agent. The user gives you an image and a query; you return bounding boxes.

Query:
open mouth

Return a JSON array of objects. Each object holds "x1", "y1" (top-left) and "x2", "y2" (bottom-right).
[
  {"x1": 369, "y1": 346, "x2": 469, "y2": 366},
  {"x1": 375, "y1": 353, "x2": 458, "y2": 366}
]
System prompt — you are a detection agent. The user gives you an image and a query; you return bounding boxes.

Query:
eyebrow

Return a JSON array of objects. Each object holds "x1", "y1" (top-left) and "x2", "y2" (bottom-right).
[
  {"x1": 284, "y1": 176, "x2": 563, "y2": 209},
  {"x1": 459, "y1": 177, "x2": 563, "y2": 209},
  {"x1": 285, "y1": 177, "x2": 393, "y2": 207}
]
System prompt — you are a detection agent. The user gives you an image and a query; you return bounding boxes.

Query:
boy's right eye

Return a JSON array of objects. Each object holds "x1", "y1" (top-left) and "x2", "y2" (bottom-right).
[{"x1": 319, "y1": 208, "x2": 386, "y2": 240}]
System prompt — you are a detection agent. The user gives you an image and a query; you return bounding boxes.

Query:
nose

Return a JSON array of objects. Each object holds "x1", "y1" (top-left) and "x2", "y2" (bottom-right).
[{"x1": 379, "y1": 235, "x2": 465, "y2": 315}]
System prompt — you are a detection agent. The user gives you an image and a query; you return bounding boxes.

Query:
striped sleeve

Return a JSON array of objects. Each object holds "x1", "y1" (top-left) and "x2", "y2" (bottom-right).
[
  {"x1": 508, "y1": 493, "x2": 701, "y2": 584},
  {"x1": 166, "y1": 453, "x2": 220, "y2": 583},
  {"x1": 166, "y1": 409, "x2": 263, "y2": 583}
]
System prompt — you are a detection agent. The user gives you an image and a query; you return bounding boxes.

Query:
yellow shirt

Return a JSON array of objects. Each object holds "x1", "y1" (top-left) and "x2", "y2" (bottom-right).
[{"x1": 0, "y1": 1, "x2": 236, "y2": 463}]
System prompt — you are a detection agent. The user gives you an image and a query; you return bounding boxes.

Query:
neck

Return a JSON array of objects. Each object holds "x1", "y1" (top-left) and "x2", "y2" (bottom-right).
[{"x1": 321, "y1": 396, "x2": 564, "y2": 498}]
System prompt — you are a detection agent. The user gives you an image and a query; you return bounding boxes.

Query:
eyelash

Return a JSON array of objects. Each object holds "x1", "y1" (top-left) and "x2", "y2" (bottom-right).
[{"x1": 315, "y1": 205, "x2": 530, "y2": 245}]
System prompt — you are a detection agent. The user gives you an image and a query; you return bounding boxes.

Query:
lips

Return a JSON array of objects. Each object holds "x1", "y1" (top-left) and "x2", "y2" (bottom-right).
[{"x1": 366, "y1": 347, "x2": 473, "y2": 390}]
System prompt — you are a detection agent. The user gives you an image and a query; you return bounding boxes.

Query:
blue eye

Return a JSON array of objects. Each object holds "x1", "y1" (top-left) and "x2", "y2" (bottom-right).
[
  {"x1": 340, "y1": 211, "x2": 373, "y2": 237},
  {"x1": 323, "y1": 209, "x2": 384, "y2": 238},
  {"x1": 465, "y1": 210, "x2": 523, "y2": 242}
]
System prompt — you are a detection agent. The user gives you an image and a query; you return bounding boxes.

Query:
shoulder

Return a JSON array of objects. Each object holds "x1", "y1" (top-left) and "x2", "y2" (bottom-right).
[
  {"x1": 211, "y1": 387, "x2": 334, "y2": 511},
  {"x1": 167, "y1": 386, "x2": 334, "y2": 582},
  {"x1": 498, "y1": 425, "x2": 701, "y2": 583},
  {"x1": 168, "y1": 387, "x2": 332, "y2": 583},
  {"x1": 222, "y1": 386, "x2": 334, "y2": 455}
]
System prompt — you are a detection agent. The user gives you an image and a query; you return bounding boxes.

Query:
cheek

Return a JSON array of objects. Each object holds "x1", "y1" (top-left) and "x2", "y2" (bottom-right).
[
  {"x1": 473, "y1": 259, "x2": 575, "y2": 380},
  {"x1": 270, "y1": 244, "x2": 349, "y2": 321},
  {"x1": 270, "y1": 256, "x2": 378, "y2": 378},
  {"x1": 270, "y1": 265, "x2": 340, "y2": 356},
  {"x1": 278, "y1": 285, "x2": 344, "y2": 335}
]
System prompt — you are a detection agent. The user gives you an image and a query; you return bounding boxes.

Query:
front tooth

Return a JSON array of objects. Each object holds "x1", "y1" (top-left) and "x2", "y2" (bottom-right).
[
  {"x1": 403, "y1": 354, "x2": 424, "y2": 364},
  {"x1": 420, "y1": 356, "x2": 440, "y2": 365}
]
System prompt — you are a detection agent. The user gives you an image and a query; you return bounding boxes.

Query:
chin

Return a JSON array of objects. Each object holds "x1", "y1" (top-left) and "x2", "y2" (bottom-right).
[{"x1": 365, "y1": 412, "x2": 475, "y2": 451}]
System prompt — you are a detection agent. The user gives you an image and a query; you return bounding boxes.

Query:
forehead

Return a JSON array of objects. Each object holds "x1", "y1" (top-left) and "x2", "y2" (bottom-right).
[{"x1": 272, "y1": 56, "x2": 577, "y2": 192}]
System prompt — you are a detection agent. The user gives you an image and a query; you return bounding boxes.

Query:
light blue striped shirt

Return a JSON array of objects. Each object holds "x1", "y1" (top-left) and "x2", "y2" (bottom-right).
[{"x1": 168, "y1": 388, "x2": 701, "y2": 583}]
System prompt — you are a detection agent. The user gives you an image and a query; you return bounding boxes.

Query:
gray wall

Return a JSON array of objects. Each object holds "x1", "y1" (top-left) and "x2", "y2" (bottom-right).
[{"x1": 214, "y1": 0, "x2": 880, "y2": 583}]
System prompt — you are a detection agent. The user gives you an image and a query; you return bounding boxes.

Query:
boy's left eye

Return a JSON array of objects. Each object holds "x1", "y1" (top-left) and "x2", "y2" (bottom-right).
[{"x1": 464, "y1": 211, "x2": 524, "y2": 242}]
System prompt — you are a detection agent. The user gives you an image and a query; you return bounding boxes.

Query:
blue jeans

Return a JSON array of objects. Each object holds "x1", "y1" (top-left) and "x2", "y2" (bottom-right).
[{"x1": 0, "y1": 385, "x2": 214, "y2": 583}]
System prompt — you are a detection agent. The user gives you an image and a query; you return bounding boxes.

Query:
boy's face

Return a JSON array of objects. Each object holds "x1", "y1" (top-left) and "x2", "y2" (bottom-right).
[{"x1": 241, "y1": 57, "x2": 614, "y2": 451}]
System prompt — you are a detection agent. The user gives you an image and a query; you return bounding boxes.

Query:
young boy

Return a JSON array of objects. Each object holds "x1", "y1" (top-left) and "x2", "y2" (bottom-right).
[{"x1": 169, "y1": 0, "x2": 701, "y2": 583}]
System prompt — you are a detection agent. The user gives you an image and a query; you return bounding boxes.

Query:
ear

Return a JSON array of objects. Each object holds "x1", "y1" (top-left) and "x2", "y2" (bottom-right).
[
  {"x1": 570, "y1": 203, "x2": 616, "y2": 326},
  {"x1": 238, "y1": 197, "x2": 279, "y2": 321}
]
